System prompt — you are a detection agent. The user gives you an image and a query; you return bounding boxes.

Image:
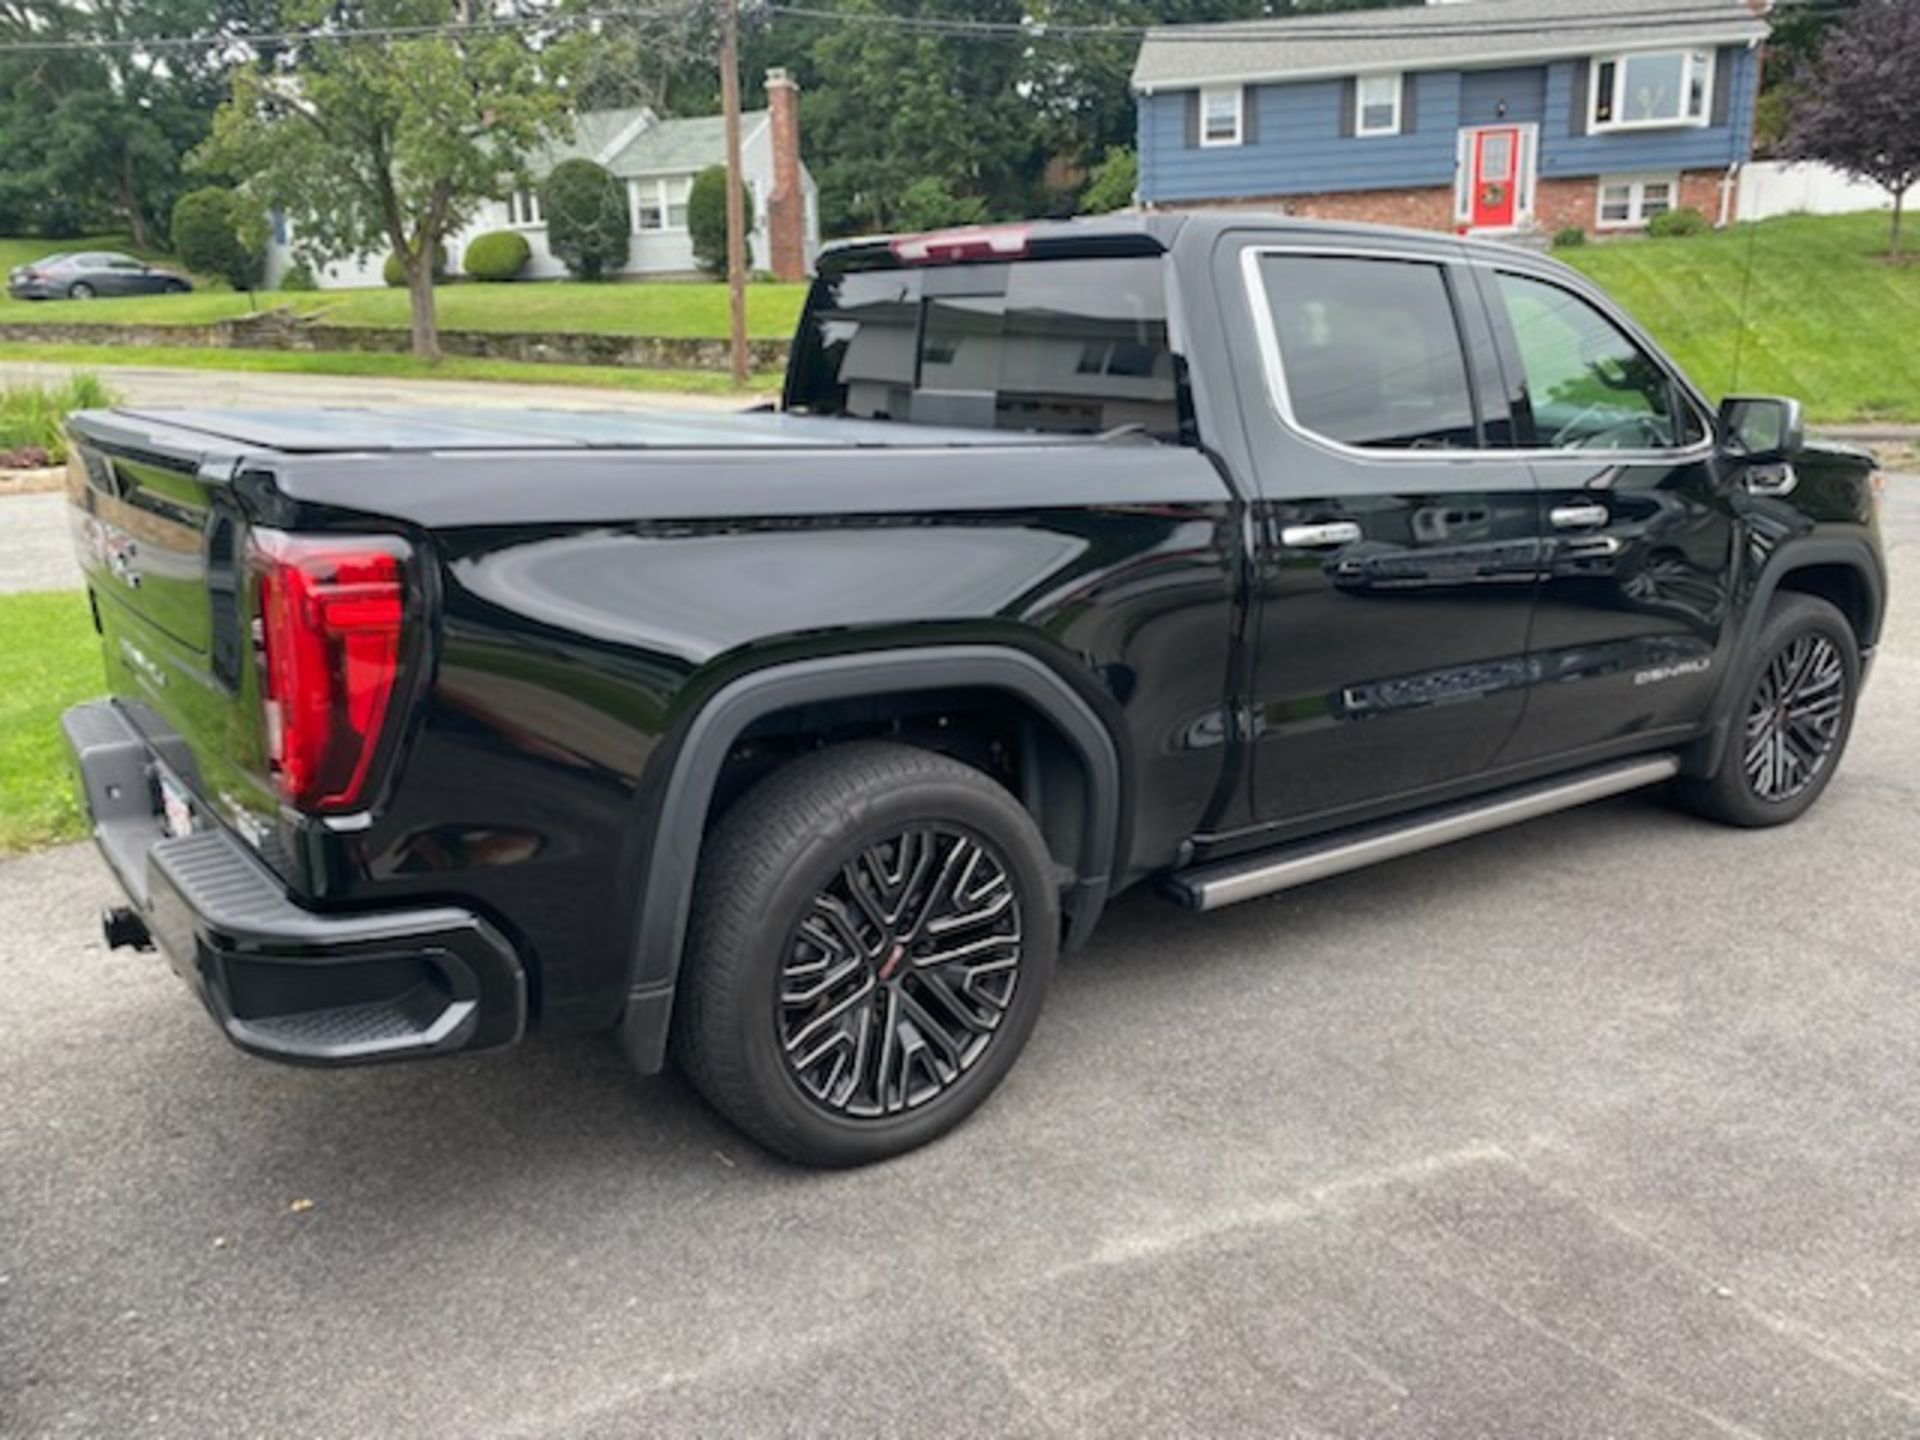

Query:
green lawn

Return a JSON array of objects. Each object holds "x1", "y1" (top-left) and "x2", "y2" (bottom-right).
[
  {"x1": 0, "y1": 591, "x2": 105, "y2": 856},
  {"x1": 0, "y1": 342, "x2": 780, "y2": 395},
  {"x1": 1561, "y1": 211, "x2": 1920, "y2": 423}
]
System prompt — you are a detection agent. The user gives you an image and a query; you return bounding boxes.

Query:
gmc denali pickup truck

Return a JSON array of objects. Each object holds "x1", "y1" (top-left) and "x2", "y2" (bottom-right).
[{"x1": 64, "y1": 214, "x2": 1885, "y2": 1165}]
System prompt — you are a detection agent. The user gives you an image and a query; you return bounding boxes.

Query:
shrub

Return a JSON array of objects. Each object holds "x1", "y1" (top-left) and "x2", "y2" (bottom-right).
[
  {"x1": 1647, "y1": 206, "x2": 1710, "y2": 238},
  {"x1": 687, "y1": 165, "x2": 756, "y2": 279},
  {"x1": 464, "y1": 229, "x2": 531, "y2": 282},
  {"x1": 170, "y1": 187, "x2": 262, "y2": 291},
  {"x1": 541, "y1": 159, "x2": 630, "y2": 279},
  {"x1": 1552, "y1": 225, "x2": 1587, "y2": 248},
  {"x1": 1081, "y1": 147, "x2": 1139, "y2": 215},
  {"x1": 894, "y1": 176, "x2": 988, "y2": 233},
  {"x1": 383, "y1": 244, "x2": 449, "y2": 288},
  {"x1": 279, "y1": 260, "x2": 317, "y2": 292},
  {"x1": 0, "y1": 374, "x2": 118, "y2": 466}
]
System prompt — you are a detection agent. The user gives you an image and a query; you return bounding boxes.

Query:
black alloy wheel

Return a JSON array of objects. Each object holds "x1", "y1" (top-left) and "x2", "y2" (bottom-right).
[
  {"x1": 1742, "y1": 631, "x2": 1846, "y2": 803},
  {"x1": 779, "y1": 825, "x2": 1023, "y2": 1118},
  {"x1": 673, "y1": 741, "x2": 1058, "y2": 1166}
]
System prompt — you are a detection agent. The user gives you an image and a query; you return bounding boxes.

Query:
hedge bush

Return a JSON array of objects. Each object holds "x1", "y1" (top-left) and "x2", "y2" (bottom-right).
[
  {"x1": 541, "y1": 159, "x2": 630, "y2": 279},
  {"x1": 1647, "y1": 206, "x2": 1710, "y2": 238},
  {"x1": 170, "y1": 187, "x2": 261, "y2": 291},
  {"x1": 383, "y1": 244, "x2": 449, "y2": 287},
  {"x1": 1552, "y1": 226, "x2": 1586, "y2": 248},
  {"x1": 687, "y1": 165, "x2": 757, "y2": 279},
  {"x1": 464, "y1": 230, "x2": 531, "y2": 282},
  {"x1": 278, "y1": 260, "x2": 317, "y2": 292}
]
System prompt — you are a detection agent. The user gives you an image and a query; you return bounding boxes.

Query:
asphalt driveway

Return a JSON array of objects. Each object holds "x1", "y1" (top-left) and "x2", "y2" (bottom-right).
[{"x1": 2, "y1": 479, "x2": 1917, "y2": 1437}]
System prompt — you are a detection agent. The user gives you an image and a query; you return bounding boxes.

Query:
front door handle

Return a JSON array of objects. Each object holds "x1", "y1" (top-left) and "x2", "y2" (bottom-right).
[
  {"x1": 1548, "y1": 503, "x2": 1609, "y2": 530},
  {"x1": 1743, "y1": 462, "x2": 1798, "y2": 497},
  {"x1": 1280, "y1": 521, "x2": 1362, "y2": 549}
]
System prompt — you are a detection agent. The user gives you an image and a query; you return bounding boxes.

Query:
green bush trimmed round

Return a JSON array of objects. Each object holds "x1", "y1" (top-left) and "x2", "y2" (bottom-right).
[
  {"x1": 541, "y1": 159, "x2": 630, "y2": 280},
  {"x1": 464, "y1": 229, "x2": 531, "y2": 282},
  {"x1": 170, "y1": 187, "x2": 262, "y2": 291},
  {"x1": 279, "y1": 260, "x2": 317, "y2": 292},
  {"x1": 383, "y1": 244, "x2": 449, "y2": 287},
  {"x1": 1646, "y1": 206, "x2": 1709, "y2": 239}
]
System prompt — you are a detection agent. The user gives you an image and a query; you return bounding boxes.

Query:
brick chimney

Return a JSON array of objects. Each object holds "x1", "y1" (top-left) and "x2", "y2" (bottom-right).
[{"x1": 765, "y1": 67, "x2": 807, "y2": 281}]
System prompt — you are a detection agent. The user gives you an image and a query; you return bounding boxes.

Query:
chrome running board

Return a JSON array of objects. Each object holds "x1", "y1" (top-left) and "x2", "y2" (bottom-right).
[{"x1": 1165, "y1": 755, "x2": 1681, "y2": 912}]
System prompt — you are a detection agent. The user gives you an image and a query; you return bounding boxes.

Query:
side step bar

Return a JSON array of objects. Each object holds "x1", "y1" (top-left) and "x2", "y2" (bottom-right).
[{"x1": 1165, "y1": 754, "x2": 1681, "y2": 912}]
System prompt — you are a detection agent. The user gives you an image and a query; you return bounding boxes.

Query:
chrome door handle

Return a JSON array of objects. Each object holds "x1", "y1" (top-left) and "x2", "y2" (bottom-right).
[
  {"x1": 1744, "y1": 462, "x2": 1798, "y2": 497},
  {"x1": 1548, "y1": 503, "x2": 1609, "y2": 530},
  {"x1": 1280, "y1": 521, "x2": 1362, "y2": 549}
]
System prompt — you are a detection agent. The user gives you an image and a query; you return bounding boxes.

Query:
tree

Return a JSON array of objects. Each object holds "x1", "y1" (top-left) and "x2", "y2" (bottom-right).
[
  {"x1": 1079, "y1": 147, "x2": 1138, "y2": 214},
  {"x1": 171, "y1": 187, "x2": 262, "y2": 290},
  {"x1": 1783, "y1": 0, "x2": 1920, "y2": 255},
  {"x1": 542, "y1": 159, "x2": 632, "y2": 280},
  {"x1": 894, "y1": 177, "x2": 988, "y2": 232},
  {"x1": 197, "y1": 1, "x2": 580, "y2": 358},
  {"x1": 687, "y1": 165, "x2": 755, "y2": 278}
]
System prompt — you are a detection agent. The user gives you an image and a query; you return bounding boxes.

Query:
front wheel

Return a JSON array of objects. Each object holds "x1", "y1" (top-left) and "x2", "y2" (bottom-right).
[
  {"x1": 1673, "y1": 592, "x2": 1860, "y2": 827},
  {"x1": 672, "y1": 741, "x2": 1058, "y2": 1166},
  {"x1": 66, "y1": 281, "x2": 95, "y2": 300}
]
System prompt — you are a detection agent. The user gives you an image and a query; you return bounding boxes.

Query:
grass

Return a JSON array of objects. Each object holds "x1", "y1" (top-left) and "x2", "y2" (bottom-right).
[
  {"x1": 0, "y1": 373, "x2": 116, "y2": 462},
  {"x1": 1561, "y1": 210, "x2": 1920, "y2": 423},
  {"x1": 0, "y1": 591, "x2": 105, "y2": 856},
  {"x1": 0, "y1": 343, "x2": 780, "y2": 395}
]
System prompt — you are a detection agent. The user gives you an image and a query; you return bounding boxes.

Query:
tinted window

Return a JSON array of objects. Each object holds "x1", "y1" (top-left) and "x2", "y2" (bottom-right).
[
  {"x1": 786, "y1": 257, "x2": 1182, "y2": 440},
  {"x1": 1257, "y1": 254, "x2": 1479, "y2": 450},
  {"x1": 1495, "y1": 272, "x2": 1700, "y2": 450}
]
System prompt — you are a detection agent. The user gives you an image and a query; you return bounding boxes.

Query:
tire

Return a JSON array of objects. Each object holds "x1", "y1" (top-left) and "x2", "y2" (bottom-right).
[
  {"x1": 672, "y1": 741, "x2": 1058, "y2": 1166},
  {"x1": 67, "y1": 282, "x2": 95, "y2": 300},
  {"x1": 1673, "y1": 592, "x2": 1860, "y2": 827}
]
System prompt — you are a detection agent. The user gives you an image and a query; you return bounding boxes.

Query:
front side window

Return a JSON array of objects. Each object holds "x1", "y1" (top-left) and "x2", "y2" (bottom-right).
[
  {"x1": 787, "y1": 256, "x2": 1182, "y2": 440},
  {"x1": 1256, "y1": 253, "x2": 1478, "y2": 450},
  {"x1": 1201, "y1": 86, "x2": 1242, "y2": 146},
  {"x1": 1495, "y1": 271, "x2": 1700, "y2": 450},
  {"x1": 1591, "y1": 49, "x2": 1713, "y2": 130},
  {"x1": 1595, "y1": 174, "x2": 1680, "y2": 228},
  {"x1": 1356, "y1": 73, "x2": 1403, "y2": 136},
  {"x1": 632, "y1": 176, "x2": 694, "y2": 232}
]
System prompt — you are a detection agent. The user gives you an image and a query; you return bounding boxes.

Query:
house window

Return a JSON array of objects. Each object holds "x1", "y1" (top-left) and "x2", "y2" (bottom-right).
[
  {"x1": 507, "y1": 189, "x2": 542, "y2": 227},
  {"x1": 1596, "y1": 174, "x2": 1680, "y2": 228},
  {"x1": 1591, "y1": 49, "x2": 1713, "y2": 131},
  {"x1": 1355, "y1": 73, "x2": 1403, "y2": 137},
  {"x1": 1200, "y1": 86, "x2": 1242, "y2": 146},
  {"x1": 631, "y1": 175, "x2": 694, "y2": 233}
]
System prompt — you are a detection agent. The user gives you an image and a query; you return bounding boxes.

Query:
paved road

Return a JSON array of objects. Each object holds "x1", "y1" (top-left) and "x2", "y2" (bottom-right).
[{"x1": 2, "y1": 485, "x2": 1917, "y2": 1437}]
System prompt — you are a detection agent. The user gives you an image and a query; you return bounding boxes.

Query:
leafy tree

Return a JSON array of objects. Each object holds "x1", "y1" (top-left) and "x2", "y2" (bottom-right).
[
  {"x1": 686, "y1": 164, "x2": 756, "y2": 278},
  {"x1": 1783, "y1": 0, "x2": 1920, "y2": 255},
  {"x1": 197, "y1": 1, "x2": 581, "y2": 358},
  {"x1": 171, "y1": 187, "x2": 262, "y2": 290},
  {"x1": 540, "y1": 158, "x2": 631, "y2": 280},
  {"x1": 1079, "y1": 147, "x2": 1138, "y2": 214},
  {"x1": 894, "y1": 177, "x2": 988, "y2": 232}
]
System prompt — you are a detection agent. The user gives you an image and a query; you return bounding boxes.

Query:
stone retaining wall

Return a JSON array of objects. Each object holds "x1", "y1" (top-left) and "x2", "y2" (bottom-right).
[{"x1": 0, "y1": 312, "x2": 790, "y2": 373}]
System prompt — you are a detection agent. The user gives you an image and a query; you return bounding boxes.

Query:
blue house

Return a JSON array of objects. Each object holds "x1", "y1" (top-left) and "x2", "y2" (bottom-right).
[{"x1": 1132, "y1": 0, "x2": 1770, "y2": 237}]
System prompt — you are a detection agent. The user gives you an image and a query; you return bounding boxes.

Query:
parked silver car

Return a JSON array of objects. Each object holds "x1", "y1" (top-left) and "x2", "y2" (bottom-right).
[{"x1": 7, "y1": 251, "x2": 192, "y2": 301}]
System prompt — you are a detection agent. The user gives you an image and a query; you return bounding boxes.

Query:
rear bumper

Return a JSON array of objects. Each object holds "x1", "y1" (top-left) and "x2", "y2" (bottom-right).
[{"x1": 63, "y1": 699, "x2": 527, "y2": 1066}]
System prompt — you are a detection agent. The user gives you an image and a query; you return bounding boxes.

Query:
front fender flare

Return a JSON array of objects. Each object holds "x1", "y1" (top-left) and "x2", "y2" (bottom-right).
[{"x1": 616, "y1": 645, "x2": 1124, "y2": 1072}]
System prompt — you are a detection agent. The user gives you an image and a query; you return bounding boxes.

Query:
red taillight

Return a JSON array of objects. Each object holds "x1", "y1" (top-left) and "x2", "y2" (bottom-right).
[
  {"x1": 250, "y1": 530, "x2": 410, "y2": 813},
  {"x1": 889, "y1": 224, "x2": 1030, "y2": 265}
]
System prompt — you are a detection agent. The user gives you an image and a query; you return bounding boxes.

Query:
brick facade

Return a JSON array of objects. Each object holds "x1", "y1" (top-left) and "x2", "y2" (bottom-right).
[
  {"x1": 1164, "y1": 167, "x2": 1738, "y2": 239},
  {"x1": 764, "y1": 67, "x2": 808, "y2": 283}
]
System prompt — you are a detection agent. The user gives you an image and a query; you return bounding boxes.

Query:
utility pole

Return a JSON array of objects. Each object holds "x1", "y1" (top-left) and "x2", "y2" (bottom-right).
[{"x1": 720, "y1": 0, "x2": 750, "y2": 387}]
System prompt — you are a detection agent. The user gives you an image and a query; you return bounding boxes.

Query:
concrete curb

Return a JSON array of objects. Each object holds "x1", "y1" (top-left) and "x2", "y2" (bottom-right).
[{"x1": 0, "y1": 466, "x2": 63, "y2": 496}]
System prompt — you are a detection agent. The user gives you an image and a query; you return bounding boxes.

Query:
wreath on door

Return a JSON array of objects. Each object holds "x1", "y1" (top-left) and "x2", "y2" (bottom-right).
[{"x1": 1480, "y1": 182, "x2": 1507, "y2": 208}]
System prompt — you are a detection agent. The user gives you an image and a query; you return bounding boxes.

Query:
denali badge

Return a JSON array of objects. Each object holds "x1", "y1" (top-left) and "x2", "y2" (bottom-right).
[{"x1": 1634, "y1": 658, "x2": 1712, "y2": 687}]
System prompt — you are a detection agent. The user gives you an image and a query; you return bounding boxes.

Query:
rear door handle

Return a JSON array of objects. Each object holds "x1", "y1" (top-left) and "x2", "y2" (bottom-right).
[
  {"x1": 1280, "y1": 521, "x2": 1362, "y2": 549},
  {"x1": 1548, "y1": 503, "x2": 1609, "y2": 530}
]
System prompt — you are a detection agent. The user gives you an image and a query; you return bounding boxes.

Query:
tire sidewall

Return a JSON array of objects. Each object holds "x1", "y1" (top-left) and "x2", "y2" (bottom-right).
[
  {"x1": 1722, "y1": 597, "x2": 1860, "y2": 825},
  {"x1": 715, "y1": 770, "x2": 1058, "y2": 1167}
]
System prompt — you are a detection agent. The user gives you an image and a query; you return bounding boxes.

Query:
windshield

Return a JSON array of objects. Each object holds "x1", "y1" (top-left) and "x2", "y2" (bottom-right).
[{"x1": 784, "y1": 256, "x2": 1187, "y2": 442}]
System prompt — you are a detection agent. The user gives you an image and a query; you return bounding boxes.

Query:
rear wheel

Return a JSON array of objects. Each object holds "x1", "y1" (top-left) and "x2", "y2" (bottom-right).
[
  {"x1": 672, "y1": 741, "x2": 1057, "y2": 1166},
  {"x1": 1673, "y1": 593, "x2": 1859, "y2": 827},
  {"x1": 66, "y1": 281, "x2": 94, "y2": 300}
]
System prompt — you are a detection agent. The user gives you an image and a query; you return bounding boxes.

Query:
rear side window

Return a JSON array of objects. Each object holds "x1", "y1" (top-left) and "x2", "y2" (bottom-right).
[
  {"x1": 1254, "y1": 253, "x2": 1479, "y2": 450},
  {"x1": 785, "y1": 257, "x2": 1184, "y2": 441}
]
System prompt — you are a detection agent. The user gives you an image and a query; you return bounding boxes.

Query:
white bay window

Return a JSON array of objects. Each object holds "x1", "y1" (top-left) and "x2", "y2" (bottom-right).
[{"x1": 1591, "y1": 49, "x2": 1713, "y2": 131}]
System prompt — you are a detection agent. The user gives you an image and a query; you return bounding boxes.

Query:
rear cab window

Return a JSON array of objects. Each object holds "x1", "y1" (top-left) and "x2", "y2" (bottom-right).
[{"x1": 785, "y1": 252, "x2": 1188, "y2": 443}]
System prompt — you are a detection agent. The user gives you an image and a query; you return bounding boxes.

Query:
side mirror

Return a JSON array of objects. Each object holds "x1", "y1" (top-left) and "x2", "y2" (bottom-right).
[{"x1": 1719, "y1": 395, "x2": 1803, "y2": 462}]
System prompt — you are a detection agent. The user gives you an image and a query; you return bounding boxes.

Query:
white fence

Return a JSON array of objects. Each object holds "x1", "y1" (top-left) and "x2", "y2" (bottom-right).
[{"x1": 1738, "y1": 160, "x2": 1912, "y2": 222}]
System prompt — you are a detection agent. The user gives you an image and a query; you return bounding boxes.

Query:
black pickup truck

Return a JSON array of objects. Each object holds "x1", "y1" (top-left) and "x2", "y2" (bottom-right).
[{"x1": 64, "y1": 214, "x2": 1885, "y2": 1165}]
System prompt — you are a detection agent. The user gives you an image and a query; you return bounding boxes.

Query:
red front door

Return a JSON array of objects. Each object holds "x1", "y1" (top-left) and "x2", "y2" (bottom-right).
[{"x1": 1470, "y1": 127, "x2": 1519, "y2": 230}]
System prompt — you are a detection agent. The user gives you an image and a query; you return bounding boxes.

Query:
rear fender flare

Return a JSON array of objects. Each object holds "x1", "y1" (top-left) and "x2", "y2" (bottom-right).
[{"x1": 618, "y1": 646, "x2": 1124, "y2": 1071}]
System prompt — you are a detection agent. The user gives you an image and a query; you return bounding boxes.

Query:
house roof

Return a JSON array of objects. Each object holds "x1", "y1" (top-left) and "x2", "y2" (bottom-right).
[
  {"x1": 1130, "y1": 0, "x2": 1770, "y2": 91},
  {"x1": 605, "y1": 110, "x2": 770, "y2": 177}
]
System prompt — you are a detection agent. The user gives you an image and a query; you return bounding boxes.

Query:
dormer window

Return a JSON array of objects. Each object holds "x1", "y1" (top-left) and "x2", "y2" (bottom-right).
[
  {"x1": 1201, "y1": 85, "x2": 1243, "y2": 146},
  {"x1": 1355, "y1": 72, "x2": 1403, "y2": 137},
  {"x1": 1591, "y1": 49, "x2": 1714, "y2": 131}
]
